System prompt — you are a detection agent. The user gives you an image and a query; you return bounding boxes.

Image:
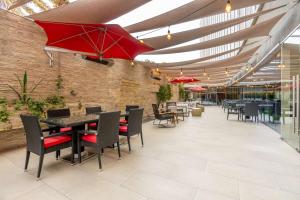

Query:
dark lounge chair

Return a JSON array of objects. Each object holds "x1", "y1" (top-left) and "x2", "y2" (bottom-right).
[{"x1": 152, "y1": 104, "x2": 175, "y2": 125}]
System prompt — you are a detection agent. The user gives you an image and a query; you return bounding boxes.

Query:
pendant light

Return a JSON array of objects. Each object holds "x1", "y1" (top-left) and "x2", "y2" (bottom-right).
[
  {"x1": 180, "y1": 68, "x2": 183, "y2": 75},
  {"x1": 225, "y1": 0, "x2": 231, "y2": 13},
  {"x1": 225, "y1": 68, "x2": 229, "y2": 75},
  {"x1": 137, "y1": 36, "x2": 144, "y2": 44},
  {"x1": 203, "y1": 68, "x2": 207, "y2": 76},
  {"x1": 130, "y1": 60, "x2": 135, "y2": 66},
  {"x1": 167, "y1": 26, "x2": 172, "y2": 40}
]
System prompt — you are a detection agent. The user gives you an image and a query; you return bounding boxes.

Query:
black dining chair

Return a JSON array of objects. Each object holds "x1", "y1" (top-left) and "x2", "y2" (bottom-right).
[
  {"x1": 152, "y1": 104, "x2": 175, "y2": 125},
  {"x1": 85, "y1": 106, "x2": 102, "y2": 129},
  {"x1": 20, "y1": 114, "x2": 73, "y2": 179},
  {"x1": 47, "y1": 108, "x2": 72, "y2": 132},
  {"x1": 227, "y1": 103, "x2": 240, "y2": 120},
  {"x1": 77, "y1": 111, "x2": 121, "y2": 170},
  {"x1": 120, "y1": 105, "x2": 139, "y2": 124},
  {"x1": 243, "y1": 102, "x2": 259, "y2": 122},
  {"x1": 119, "y1": 108, "x2": 144, "y2": 151},
  {"x1": 46, "y1": 108, "x2": 73, "y2": 158}
]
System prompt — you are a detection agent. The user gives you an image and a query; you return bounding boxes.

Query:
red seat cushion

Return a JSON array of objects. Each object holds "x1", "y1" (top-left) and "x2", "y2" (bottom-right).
[
  {"x1": 88, "y1": 123, "x2": 97, "y2": 127},
  {"x1": 119, "y1": 126, "x2": 128, "y2": 133},
  {"x1": 44, "y1": 135, "x2": 72, "y2": 148},
  {"x1": 60, "y1": 127, "x2": 72, "y2": 132},
  {"x1": 82, "y1": 134, "x2": 97, "y2": 143},
  {"x1": 119, "y1": 119, "x2": 127, "y2": 124}
]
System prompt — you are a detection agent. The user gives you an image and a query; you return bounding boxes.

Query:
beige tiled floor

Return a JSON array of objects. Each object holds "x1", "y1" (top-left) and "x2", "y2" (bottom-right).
[{"x1": 1, "y1": 106, "x2": 300, "y2": 200}]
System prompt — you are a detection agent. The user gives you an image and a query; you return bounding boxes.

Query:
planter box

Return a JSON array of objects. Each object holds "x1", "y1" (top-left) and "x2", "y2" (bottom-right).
[{"x1": 0, "y1": 128, "x2": 26, "y2": 153}]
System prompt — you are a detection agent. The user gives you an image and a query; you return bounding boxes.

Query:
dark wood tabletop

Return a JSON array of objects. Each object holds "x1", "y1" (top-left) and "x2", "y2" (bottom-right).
[
  {"x1": 41, "y1": 112, "x2": 129, "y2": 127},
  {"x1": 41, "y1": 114, "x2": 99, "y2": 127}
]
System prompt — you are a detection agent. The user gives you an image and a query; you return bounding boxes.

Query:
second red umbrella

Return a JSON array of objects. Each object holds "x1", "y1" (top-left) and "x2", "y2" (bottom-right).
[{"x1": 170, "y1": 76, "x2": 199, "y2": 84}]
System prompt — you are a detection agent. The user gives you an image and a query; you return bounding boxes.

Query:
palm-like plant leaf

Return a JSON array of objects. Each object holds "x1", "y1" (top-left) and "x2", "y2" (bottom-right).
[{"x1": 29, "y1": 78, "x2": 43, "y2": 94}]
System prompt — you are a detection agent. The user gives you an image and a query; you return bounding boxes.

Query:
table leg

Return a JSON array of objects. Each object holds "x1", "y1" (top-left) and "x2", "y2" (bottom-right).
[{"x1": 62, "y1": 125, "x2": 95, "y2": 165}]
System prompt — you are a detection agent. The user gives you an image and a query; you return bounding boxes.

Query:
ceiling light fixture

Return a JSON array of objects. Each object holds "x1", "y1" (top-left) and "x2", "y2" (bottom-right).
[
  {"x1": 203, "y1": 68, "x2": 207, "y2": 76},
  {"x1": 225, "y1": 68, "x2": 229, "y2": 75},
  {"x1": 167, "y1": 26, "x2": 172, "y2": 40},
  {"x1": 180, "y1": 68, "x2": 183, "y2": 75},
  {"x1": 130, "y1": 60, "x2": 135, "y2": 66},
  {"x1": 225, "y1": 0, "x2": 232, "y2": 13},
  {"x1": 136, "y1": 36, "x2": 144, "y2": 43}
]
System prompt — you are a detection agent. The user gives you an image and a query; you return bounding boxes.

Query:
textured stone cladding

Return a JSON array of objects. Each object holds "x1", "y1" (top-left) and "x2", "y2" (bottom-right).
[{"x1": 0, "y1": 10, "x2": 178, "y2": 151}]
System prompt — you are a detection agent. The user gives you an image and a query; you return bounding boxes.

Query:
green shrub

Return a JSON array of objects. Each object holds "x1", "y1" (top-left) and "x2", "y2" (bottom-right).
[
  {"x1": 45, "y1": 95, "x2": 65, "y2": 108},
  {"x1": 27, "y1": 99, "x2": 47, "y2": 118},
  {"x1": 7, "y1": 70, "x2": 42, "y2": 104},
  {"x1": 0, "y1": 98, "x2": 9, "y2": 123},
  {"x1": 14, "y1": 100, "x2": 25, "y2": 111},
  {"x1": 0, "y1": 98, "x2": 7, "y2": 105},
  {"x1": 0, "y1": 107, "x2": 9, "y2": 123}
]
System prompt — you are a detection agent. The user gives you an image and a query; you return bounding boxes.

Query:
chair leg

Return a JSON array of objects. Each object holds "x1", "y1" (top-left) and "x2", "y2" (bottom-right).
[
  {"x1": 140, "y1": 131, "x2": 144, "y2": 147},
  {"x1": 117, "y1": 142, "x2": 121, "y2": 158},
  {"x1": 37, "y1": 154, "x2": 44, "y2": 179},
  {"x1": 127, "y1": 136, "x2": 131, "y2": 152},
  {"x1": 77, "y1": 133, "x2": 81, "y2": 163},
  {"x1": 24, "y1": 151, "x2": 30, "y2": 171},
  {"x1": 71, "y1": 140, "x2": 74, "y2": 164},
  {"x1": 56, "y1": 150, "x2": 59, "y2": 160},
  {"x1": 97, "y1": 148, "x2": 102, "y2": 170},
  {"x1": 227, "y1": 113, "x2": 229, "y2": 120}
]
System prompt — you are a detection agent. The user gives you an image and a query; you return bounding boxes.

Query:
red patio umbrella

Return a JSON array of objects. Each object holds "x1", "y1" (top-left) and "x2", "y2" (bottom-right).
[
  {"x1": 35, "y1": 20, "x2": 154, "y2": 60},
  {"x1": 170, "y1": 76, "x2": 199, "y2": 84},
  {"x1": 190, "y1": 86, "x2": 207, "y2": 92}
]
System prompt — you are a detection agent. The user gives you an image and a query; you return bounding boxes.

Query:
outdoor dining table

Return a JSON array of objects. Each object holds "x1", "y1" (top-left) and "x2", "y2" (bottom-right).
[{"x1": 41, "y1": 112, "x2": 129, "y2": 164}]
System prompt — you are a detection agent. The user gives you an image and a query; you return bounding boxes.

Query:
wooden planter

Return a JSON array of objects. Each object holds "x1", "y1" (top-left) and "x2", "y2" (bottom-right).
[{"x1": 0, "y1": 128, "x2": 26, "y2": 153}]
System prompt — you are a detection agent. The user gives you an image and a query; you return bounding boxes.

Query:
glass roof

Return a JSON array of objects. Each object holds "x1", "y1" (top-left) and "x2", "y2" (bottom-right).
[{"x1": 0, "y1": 0, "x2": 259, "y2": 65}]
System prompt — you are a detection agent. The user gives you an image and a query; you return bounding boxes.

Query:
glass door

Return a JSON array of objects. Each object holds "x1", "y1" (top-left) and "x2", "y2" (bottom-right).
[{"x1": 281, "y1": 41, "x2": 300, "y2": 151}]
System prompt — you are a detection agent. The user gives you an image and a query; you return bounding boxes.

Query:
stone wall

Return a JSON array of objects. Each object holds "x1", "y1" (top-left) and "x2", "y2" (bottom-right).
[{"x1": 0, "y1": 9, "x2": 178, "y2": 135}]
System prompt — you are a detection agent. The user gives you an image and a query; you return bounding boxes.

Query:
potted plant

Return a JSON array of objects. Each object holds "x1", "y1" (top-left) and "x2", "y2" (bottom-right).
[{"x1": 157, "y1": 84, "x2": 172, "y2": 108}]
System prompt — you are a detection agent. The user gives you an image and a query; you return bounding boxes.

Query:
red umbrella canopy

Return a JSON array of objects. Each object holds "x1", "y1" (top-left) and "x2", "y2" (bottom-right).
[
  {"x1": 35, "y1": 20, "x2": 154, "y2": 60},
  {"x1": 190, "y1": 86, "x2": 207, "y2": 92},
  {"x1": 170, "y1": 76, "x2": 199, "y2": 84}
]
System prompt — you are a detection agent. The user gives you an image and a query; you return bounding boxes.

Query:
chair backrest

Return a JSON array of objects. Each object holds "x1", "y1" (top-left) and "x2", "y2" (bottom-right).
[
  {"x1": 128, "y1": 108, "x2": 144, "y2": 136},
  {"x1": 152, "y1": 104, "x2": 160, "y2": 118},
  {"x1": 166, "y1": 102, "x2": 176, "y2": 111},
  {"x1": 244, "y1": 103, "x2": 259, "y2": 116},
  {"x1": 20, "y1": 114, "x2": 43, "y2": 154},
  {"x1": 125, "y1": 105, "x2": 139, "y2": 112},
  {"x1": 86, "y1": 106, "x2": 102, "y2": 115},
  {"x1": 97, "y1": 111, "x2": 121, "y2": 148},
  {"x1": 166, "y1": 102, "x2": 176, "y2": 107},
  {"x1": 125, "y1": 105, "x2": 139, "y2": 121},
  {"x1": 47, "y1": 108, "x2": 70, "y2": 118}
]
